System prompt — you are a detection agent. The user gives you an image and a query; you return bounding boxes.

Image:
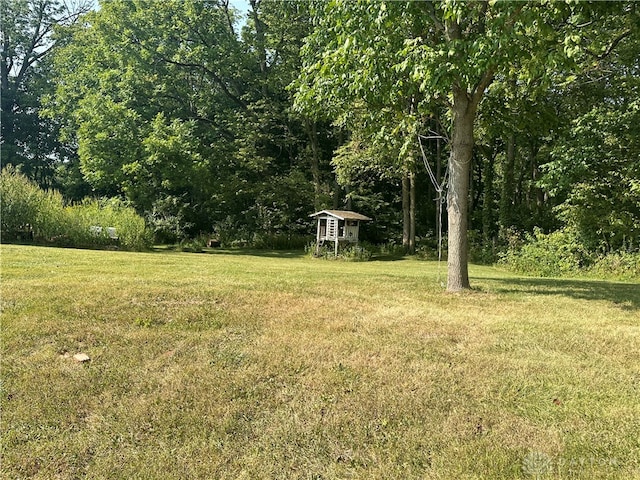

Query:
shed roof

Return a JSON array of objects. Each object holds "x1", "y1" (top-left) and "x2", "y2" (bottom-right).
[{"x1": 309, "y1": 210, "x2": 372, "y2": 221}]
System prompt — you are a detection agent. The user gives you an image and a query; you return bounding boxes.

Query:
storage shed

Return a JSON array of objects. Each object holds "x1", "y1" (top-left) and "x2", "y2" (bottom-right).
[{"x1": 310, "y1": 210, "x2": 371, "y2": 255}]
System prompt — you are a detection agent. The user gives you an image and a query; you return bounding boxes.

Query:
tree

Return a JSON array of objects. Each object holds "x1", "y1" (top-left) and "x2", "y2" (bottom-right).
[
  {"x1": 541, "y1": 10, "x2": 640, "y2": 252},
  {"x1": 295, "y1": 3, "x2": 429, "y2": 253},
  {"x1": 46, "y1": 0, "x2": 333, "y2": 238},
  {"x1": 1, "y1": 0, "x2": 90, "y2": 186},
  {"x1": 296, "y1": 1, "x2": 620, "y2": 290}
]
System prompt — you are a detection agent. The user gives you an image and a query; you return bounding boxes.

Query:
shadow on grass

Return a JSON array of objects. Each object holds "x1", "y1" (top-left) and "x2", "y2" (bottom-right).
[
  {"x1": 154, "y1": 246, "x2": 413, "y2": 262},
  {"x1": 368, "y1": 253, "x2": 412, "y2": 262},
  {"x1": 176, "y1": 247, "x2": 309, "y2": 259},
  {"x1": 482, "y1": 276, "x2": 640, "y2": 311}
]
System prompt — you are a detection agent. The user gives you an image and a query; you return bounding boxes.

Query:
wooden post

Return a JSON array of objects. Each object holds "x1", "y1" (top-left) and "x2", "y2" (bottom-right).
[{"x1": 316, "y1": 218, "x2": 321, "y2": 255}]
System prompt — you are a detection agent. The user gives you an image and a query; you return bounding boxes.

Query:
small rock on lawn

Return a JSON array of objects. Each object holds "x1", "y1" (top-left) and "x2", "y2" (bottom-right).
[{"x1": 73, "y1": 353, "x2": 91, "y2": 363}]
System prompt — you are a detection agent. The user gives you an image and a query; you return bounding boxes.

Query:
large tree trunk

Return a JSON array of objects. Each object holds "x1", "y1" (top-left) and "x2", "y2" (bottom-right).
[{"x1": 447, "y1": 88, "x2": 476, "y2": 291}]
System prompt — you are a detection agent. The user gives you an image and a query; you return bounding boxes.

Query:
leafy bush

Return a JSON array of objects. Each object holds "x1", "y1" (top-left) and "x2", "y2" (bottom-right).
[
  {"x1": 499, "y1": 227, "x2": 589, "y2": 277},
  {"x1": 67, "y1": 198, "x2": 152, "y2": 251},
  {"x1": 147, "y1": 196, "x2": 193, "y2": 244},
  {"x1": 499, "y1": 226, "x2": 640, "y2": 280},
  {"x1": 306, "y1": 242, "x2": 332, "y2": 259},
  {"x1": 587, "y1": 252, "x2": 640, "y2": 281},
  {"x1": 340, "y1": 245, "x2": 372, "y2": 262},
  {"x1": 376, "y1": 241, "x2": 407, "y2": 256}
]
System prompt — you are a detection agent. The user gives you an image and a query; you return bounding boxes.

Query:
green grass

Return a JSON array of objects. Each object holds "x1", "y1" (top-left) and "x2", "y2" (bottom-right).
[{"x1": 1, "y1": 245, "x2": 639, "y2": 479}]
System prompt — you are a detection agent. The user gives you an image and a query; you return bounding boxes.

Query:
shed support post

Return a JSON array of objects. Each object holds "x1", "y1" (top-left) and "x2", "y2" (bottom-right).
[{"x1": 334, "y1": 238, "x2": 338, "y2": 257}]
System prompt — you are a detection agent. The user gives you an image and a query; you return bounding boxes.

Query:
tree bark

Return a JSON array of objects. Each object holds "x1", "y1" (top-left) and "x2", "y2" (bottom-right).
[
  {"x1": 402, "y1": 172, "x2": 411, "y2": 252},
  {"x1": 409, "y1": 170, "x2": 416, "y2": 254},
  {"x1": 447, "y1": 88, "x2": 476, "y2": 291}
]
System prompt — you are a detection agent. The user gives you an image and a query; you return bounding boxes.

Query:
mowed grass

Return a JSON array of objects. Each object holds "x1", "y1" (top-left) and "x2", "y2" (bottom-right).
[{"x1": 1, "y1": 245, "x2": 639, "y2": 480}]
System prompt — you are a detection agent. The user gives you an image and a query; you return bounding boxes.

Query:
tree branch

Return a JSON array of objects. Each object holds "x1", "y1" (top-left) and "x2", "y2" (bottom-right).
[
  {"x1": 587, "y1": 29, "x2": 632, "y2": 61},
  {"x1": 156, "y1": 54, "x2": 248, "y2": 110},
  {"x1": 472, "y1": 65, "x2": 497, "y2": 105},
  {"x1": 424, "y1": 0, "x2": 444, "y2": 33}
]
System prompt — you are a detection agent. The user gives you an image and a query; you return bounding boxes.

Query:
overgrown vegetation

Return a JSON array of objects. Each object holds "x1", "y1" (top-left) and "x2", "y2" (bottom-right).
[
  {"x1": 2, "y1": 245, "x2": 638, "y2": 479},
  {"x1": 0, "y1": 168, "x2": 151, "y2": 250},
  {"x1": 499, "y1": 227, "x2": 640, "y2": 281},
  {"x1": 307, "y1": 242, "x2": 383, "y2": 262}
]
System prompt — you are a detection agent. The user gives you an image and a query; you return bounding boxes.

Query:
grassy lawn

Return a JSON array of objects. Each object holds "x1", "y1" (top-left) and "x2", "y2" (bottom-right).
[{"x1": 1, "y1": 244, "x2": 639, "y2": 479}]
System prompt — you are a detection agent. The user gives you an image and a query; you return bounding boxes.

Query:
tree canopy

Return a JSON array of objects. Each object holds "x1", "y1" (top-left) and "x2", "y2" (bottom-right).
[{"x1": 3, "y1": 0, "x2": 639, "y2": 283}]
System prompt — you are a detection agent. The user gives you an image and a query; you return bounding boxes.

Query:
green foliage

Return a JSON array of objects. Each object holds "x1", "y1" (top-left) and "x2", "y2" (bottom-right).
[
  {"x1": 547, "y1": 101, "x2": 640, "y2": 253},
  {"x1": 251, "y1": 233, "x2": 312, "y2": 250},
  {"x1": 499, "y1": 228, "x2": 588, "y2": 277},
  {"x1": 177, "y1": 236, "x2": 207, "y2": 253},
  {"x1": 66, "y1": 198, "x2": 152, "y2": 251},
  {"x1": 146, "y1": 195, "x2": 194, "y2": 244},
  {"x1": 340, "y1": 244, "x2": 372, "y2": 262},
  {"x1": 501, "y1": 226, "x2": 640, "y2": 280},
  {"x1": 0, "y1": 167, "x2": 65, "y2": 241},
  {"x1": 0, "y1": 168, "x2": 151, "y2": 250},
  {"x1": 375, "y1": 241, "x2": 409, "y2": 257},
  {"x1": 539, "y1": 13, "x2": 640, "y2": 254},
  {"x1": 1, "y1": 0, "x2": 88, "y2": 189},
  {"x1": 588, "y1": 252, "x2": 640, "y2": 281},
  {"x1": 44, "y1": 0, "x2": 331, "y2": 239}
]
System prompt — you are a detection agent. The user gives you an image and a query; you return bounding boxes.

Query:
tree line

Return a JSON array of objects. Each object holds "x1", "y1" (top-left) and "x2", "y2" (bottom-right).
[{"x1": 2, "y1": 0, "x2": 639, "y2": 289}]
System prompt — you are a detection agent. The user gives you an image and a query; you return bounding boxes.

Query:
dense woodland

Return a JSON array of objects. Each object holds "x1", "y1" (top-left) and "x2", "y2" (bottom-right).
[{"x1": 1, "y1": 0, "x2": 639, "y2": 287}]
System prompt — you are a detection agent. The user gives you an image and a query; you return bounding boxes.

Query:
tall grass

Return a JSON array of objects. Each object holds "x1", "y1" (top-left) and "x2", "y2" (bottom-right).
[{"x1": 0, "y1": 168, "x2": 151, "y2": 250}]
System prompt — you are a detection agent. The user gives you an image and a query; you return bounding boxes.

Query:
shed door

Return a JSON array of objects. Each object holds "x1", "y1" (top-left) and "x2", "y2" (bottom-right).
[{"x1": 319, "y1": 219, "x2": 327, "y2": 237}]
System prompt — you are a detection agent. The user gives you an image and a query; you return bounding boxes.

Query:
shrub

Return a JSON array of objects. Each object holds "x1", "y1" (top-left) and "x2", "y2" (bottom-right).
[
  {"x1": 340, "y1": 245, "x2": 372, "y2": 262},
  {"x1": 588, "y1": 252, "x2": 640, "y2": 281},
  {"x1": 376, "y1": 241, "x2": 407, "y2": 256},
  {"x1": 146, "y1": 196, "x2": 193, "y2": 244},
  {"x1": 67, "y1": 198, "x2": 152, "y2": 251},
  {"x1": 499, "y1": 227, "x2": 589, "y2": 277}
]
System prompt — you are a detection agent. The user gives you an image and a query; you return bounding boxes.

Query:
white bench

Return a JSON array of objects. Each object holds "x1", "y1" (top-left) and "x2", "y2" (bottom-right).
[{"x1": 89, "y1": 226, "x2": 119, "y2": 240}]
